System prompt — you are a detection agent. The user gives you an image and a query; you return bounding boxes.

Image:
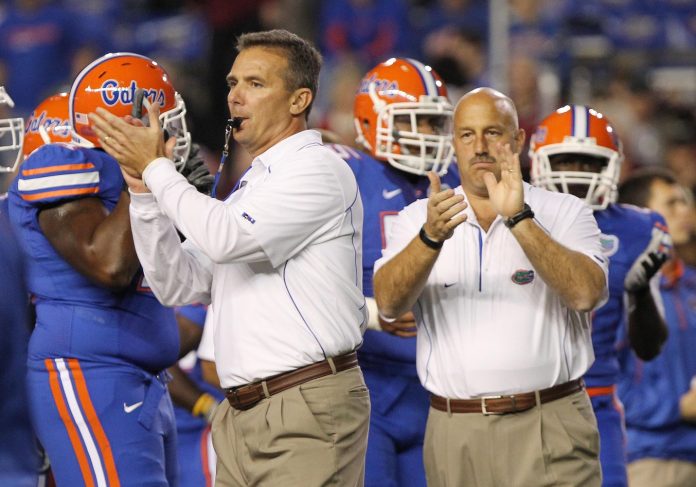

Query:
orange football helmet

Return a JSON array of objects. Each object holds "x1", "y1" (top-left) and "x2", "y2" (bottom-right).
[
  {"x1": 530, "y1": 105, "x2": 622, "y2": 210},
  {"x1": 0, "y1": 86, "x2": 25, "y2": 173},
  {"x1": 23, "y1": 93, "x2": 73, "y2": 158},
  {"x1": 69, "y1": 52, "x2": 191, "y2": 170},
  {"x1": 353, "y1": 57, "x2": 454, "y2": 176}
]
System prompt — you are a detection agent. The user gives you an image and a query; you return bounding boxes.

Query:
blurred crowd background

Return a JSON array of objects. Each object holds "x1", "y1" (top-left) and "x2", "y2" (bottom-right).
[{"x1": 1, "y1": 0, "x2": 695, "y2": 190}]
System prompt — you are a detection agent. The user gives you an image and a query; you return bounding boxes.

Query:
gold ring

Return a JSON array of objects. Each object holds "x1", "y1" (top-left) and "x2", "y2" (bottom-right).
[{"x1": 104, "y1": 136, "x2": 112, "y2": 144}]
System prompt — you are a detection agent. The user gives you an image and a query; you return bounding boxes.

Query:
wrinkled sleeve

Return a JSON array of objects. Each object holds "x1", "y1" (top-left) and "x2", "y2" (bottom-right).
[
  {"x1": 555, "y1": 198, "x2": 609, "y2": 308},
  {"x1": 142, "y1": 158, "x2": 267, "y2": 264},
  {"x1": 373, "y1": 201, "x2": 424, "y2": 275},
  {"x1": 129, "y1": 189, "x2": 213, "y2": 306}
]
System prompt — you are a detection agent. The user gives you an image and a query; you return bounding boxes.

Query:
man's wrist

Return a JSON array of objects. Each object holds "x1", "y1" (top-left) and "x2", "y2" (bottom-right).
[
  {"x1": 419, "y1": 226, "x2": 443, "y2": 250},
  {"x1": 504, "y1": 203, "x2": 534, "y2": 229},
  {"x1": 141, "y1": 157, "x2": 176, "y2": 192}
]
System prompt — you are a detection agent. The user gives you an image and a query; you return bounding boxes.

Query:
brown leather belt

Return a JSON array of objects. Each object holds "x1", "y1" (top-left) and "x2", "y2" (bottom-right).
[
  {"x1": 225, "y1": 352, "x2": 359, "y2": 410},
  {"x1": 430, "y1": 378, "x2": 585, "y2": 415}
]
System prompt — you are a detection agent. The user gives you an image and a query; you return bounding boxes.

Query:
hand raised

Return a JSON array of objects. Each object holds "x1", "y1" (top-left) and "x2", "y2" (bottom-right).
[
  {"x1": 89, "y1": 100, "x2": 166, "y2": 177},
  {"x1": 423, "y1": 171, "x2": 467, "y2": 242},
  {"x1": 624, "y1": 225, "x2": 672, "y2": 292},
  {"x1": 482, "y1": 143, "x2": 525, "y2": 218}
]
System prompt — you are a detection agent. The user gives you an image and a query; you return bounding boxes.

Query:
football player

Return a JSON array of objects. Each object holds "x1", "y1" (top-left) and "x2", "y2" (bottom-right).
[
  {"x1": 7, "y1": 53, "x2": 193, "y2": 486},
  {"x1": 530, "y1": 105, "x2": 671, "y2": 487},
  {"x1": 325, "y1": 57, "x2": 458, "y2": 487}
]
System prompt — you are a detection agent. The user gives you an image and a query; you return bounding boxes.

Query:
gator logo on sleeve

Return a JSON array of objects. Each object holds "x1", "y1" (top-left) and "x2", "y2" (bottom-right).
[
  {"x1": 599, "y1": 233, "x2": 619, "y2": 257},
  {"x1": 511, "y1": 269, "x2": 535, "y2": 285}
]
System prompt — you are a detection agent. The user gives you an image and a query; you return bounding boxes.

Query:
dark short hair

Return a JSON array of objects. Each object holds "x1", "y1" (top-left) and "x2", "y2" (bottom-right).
[
  {"x1": 617, "y1": 167, "x2": 678, "y2": 208},
  {"x1": 236, "y1": 29, "x2": 322, "y2": 118}
]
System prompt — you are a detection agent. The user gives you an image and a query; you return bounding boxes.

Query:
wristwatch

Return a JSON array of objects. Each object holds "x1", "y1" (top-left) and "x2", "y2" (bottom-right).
[
  {"x1": 419, "y1": 226, "x2": 443, "y2": 250},
  {"x1": 504, "y1": 203, "x2": 534, "y2": 229}
]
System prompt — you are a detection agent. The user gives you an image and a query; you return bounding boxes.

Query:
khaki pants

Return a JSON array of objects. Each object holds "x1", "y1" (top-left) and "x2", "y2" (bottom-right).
[
  {"x1": 628, "y1": 458, "x2": 696, "y2": 487},
  {"x1": 423, "y1": 390, "x2": 601, "y2": 487},
  {"x1": 211, "y1": 367, "x2": 370, "y2": 486}
]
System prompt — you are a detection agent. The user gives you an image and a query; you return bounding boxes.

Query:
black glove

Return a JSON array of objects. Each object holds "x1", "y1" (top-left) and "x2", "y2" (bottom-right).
[
  {"x1": 179, "y1": 143, "x2": 214, "y2": 195},
  {"x1": 624, "y1": 225, "x2": 672, "y2": 292}
]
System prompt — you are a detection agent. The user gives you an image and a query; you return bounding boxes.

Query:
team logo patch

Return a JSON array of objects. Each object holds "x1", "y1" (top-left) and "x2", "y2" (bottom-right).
[
  {"x1": 511, "y1": 269, "x2": 535, "y2": 285},
  {"x1": 358, "y1": 74, "x2": 399, "y2": 97},
  {"x1": 599, "y1": 234, "x2": 619, "y2": 257},
  {"x1": 533, "y1": 126, "x2": 548, "y2": 145},
  {"x1": 241, "y1": 212, "x2": 256, "y2": 224}
]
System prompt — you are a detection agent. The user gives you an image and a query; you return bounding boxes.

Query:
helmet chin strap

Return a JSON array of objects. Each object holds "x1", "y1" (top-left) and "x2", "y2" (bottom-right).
[
  {"x1": 38, "y1": 124, "x2": 51, "y2": 145},
  {"x1": 71, "y1": 130, "x2": 95, "y2": 149}
]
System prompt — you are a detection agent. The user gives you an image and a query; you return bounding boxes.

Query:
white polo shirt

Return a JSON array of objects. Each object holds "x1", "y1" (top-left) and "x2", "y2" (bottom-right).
[
  {"x1": 374, "y1": 183, "x2": 608, "y2": 399},
  {"x1": 129, "y1": 130, "x2": 367, "y2": 388}
]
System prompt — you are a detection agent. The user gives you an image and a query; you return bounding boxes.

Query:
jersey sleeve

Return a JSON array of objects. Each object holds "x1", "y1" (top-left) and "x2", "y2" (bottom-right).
[
  {"x1": 14, "y1": 144, "x2": 122, "y2": 208},
  {"x1": 176, "y1": 303, "x2": 207, "y2": 328},
  {"x1": 325, "y1": 143, "x2": 365, "y2": 175},
  {"x1": 373, "y1": 199, "x2": 426, "y2": 274},
  {"x1": 618, "y1": 204, "x2": 671, "y2": 268}
]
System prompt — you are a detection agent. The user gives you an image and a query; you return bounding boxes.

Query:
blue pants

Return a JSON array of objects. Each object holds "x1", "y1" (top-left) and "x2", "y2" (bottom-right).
[
  {"x1": 590, "y1": 387, "x2": 627, "y2": 487},
  {"x1": 28, "y1": 358, "x2": 178, "y2": 486},
  {"x1": 363, "y1": 367, "x2": 429, "y2": 487},
  {"x1": 177, "y1": 423, "x2": 215, "y2": 487}
]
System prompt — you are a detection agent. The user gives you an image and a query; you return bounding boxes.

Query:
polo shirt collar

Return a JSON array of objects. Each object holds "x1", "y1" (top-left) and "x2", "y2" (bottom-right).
[{"x1": 253, "y1": 129, "x2": 322, "y2": 169}]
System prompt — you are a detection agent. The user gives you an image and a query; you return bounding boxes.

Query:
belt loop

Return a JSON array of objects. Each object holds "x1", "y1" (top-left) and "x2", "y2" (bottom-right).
[
  {"x1": 261, "y1": 380, "x2": 270, "y2": 399},
  {"x1": 534, "y1": 390, "x2": 541, "y2": 407},
  {"x1": 327, "y1": 357, "x2": 337, "y2": 375},
  {"x1": 446, "y1": 398, "x2": 452, "y2": 418}
]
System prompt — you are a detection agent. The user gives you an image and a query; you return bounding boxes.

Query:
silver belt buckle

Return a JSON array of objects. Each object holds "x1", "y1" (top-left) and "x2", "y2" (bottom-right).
[{"x1": 480, "y1": 394, "x2": 516, "y2": 415}]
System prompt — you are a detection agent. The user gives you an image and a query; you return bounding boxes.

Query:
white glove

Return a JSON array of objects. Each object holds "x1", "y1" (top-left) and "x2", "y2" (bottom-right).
[{"x1": 624, "y1": 225, "x2": 672, "y2": 292}]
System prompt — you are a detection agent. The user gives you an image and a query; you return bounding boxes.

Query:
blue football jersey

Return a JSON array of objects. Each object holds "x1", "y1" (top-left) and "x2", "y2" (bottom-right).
[
  {"x1": 585, "y1": 203, "x2": 668, "y2": 387},
  {"x1": 7, "y1": 144, "x2": 178, "y2": 372},
  {"x1": 327, "y1": 143, "x2": 460, "y2": 373}
]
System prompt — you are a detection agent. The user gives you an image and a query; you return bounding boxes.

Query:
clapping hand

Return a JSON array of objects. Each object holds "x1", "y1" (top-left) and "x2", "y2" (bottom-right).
[
  {"x1": 422, "y1": 171, "x2": 468, "y2": 242},
  {"x1": 89, "y1": 101, "x2": 171, "y2": 178},
  {"x1": 482, "y1": 143, "x2": 525, "y2": 218}
]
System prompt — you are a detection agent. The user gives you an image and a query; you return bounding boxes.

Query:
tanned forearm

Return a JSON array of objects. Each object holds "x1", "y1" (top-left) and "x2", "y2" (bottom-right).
[
  {"x1": 87, "y1": 191, "x2": 139, "y2": 279},
  {"x1": 510, "y1": 218, "x2": 606, "y2": 311},
  {"x1": 39, "y1": 191, "x2": 139, "y2": 289},
  {"x1": 627, "y1": 287, "x2": 668, "y2": 361},
  {"x1": 373, "y1": 236, "x2": 441, "y2": 319}
]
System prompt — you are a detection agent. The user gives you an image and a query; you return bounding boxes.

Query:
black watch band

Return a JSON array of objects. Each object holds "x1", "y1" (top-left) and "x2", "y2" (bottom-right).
[
  {"x1": 419, "y1": 226, "x2": 443, "y2": 250},
  {"x1": 504, "y1": 203, "x2": 534, "y2": 229}
]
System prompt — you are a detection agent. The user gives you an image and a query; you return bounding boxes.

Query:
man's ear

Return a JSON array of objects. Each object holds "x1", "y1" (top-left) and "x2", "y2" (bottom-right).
[
  {"x1": 513, "y1": 128, "x2": 526, "y2": 154},
  {"x1": 289, "y1": 88, "x2": 312, "y2": 116}
]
